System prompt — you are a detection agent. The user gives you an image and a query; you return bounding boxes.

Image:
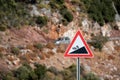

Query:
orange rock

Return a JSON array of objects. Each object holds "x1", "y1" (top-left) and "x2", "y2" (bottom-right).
[
  {"x1": 48, "y1": 31, "x2": 58, "y2": 39},
  {"x1": 48, "y1": 25, "x2": 59, "y2": 39}
]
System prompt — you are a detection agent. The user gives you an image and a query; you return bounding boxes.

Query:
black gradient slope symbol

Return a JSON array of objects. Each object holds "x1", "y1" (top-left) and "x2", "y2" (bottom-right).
[{"x1": 70, "y1": 46, "x2": 87, "y2": 54}]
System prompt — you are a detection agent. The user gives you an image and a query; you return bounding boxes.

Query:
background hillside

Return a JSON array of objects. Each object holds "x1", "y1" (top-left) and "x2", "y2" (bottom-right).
[
  {"x1": 0, "y1": 0, "x2": 120, "y2": 30},
  {"x1": 0, "y1": 0, "x2": 120, "y2": 80}
]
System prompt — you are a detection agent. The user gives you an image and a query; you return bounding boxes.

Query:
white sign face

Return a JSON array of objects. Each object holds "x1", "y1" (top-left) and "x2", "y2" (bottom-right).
[{"x1": 68, "y1": 35, "x2": 85, "y2": 53}]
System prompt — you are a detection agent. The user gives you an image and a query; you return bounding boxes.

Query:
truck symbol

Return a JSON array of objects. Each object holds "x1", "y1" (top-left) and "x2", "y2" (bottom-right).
[{"x1": 72, "y1": 45, "x2": 79, "y2": 50}]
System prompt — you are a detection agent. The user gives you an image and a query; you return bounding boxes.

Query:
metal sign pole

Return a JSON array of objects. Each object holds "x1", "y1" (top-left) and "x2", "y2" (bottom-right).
[{"x1": 77, "y1": 57, "x2": 80, "y2": 80}]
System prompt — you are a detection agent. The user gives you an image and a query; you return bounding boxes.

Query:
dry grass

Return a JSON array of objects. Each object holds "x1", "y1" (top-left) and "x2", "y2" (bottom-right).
[
  {"x1": 44, "y1": 71, "x2": 56, "y2": 80},
  {"x1": 46, "y1": 43, "x2": 55, "y2": 49},
  {"x1": 44, "y1": 53, "x2": 51, "y2": 58},
  {"x1": 94, "y1": 51, "x2": 108, "y2": 60},
  {"x1": 47, "y1": 51, "x2": 55, "y2": 56},
  {"x1": 43, "y1": 51, "x2": 55, "y2": 58},
  {"x1": 19, "y1": 55, "x2": 28, "y2": 63},
  {"x1": 90, "y1": 49, "x2": 120, "y2": 79},
  {"x1": 19, "y1": 53, "x2": 37, "y2": 63},
  {"x1": 26, "y1": 44, "x2": 35, "y2": 51},
  {"x1": 57, "y1": 44, "x2": 67, "y2": 53},
  {"x1": 0, "y1": 46, "x2": 5, "y2": 52},
  {"x1": 39, "y1": 53, "x2": 46, "y2": 60},
  {"x1": 114, "y1": 46, "x2": 120, "y2": 52}
]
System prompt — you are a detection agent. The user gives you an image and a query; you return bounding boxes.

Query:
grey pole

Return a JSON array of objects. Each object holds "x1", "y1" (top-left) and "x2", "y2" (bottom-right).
[{"x1": 77, "y1": 57, "x2": 80, "y2": 80}]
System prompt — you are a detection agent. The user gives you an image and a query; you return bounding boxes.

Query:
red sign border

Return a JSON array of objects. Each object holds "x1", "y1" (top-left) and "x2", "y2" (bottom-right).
[{"x1": 64, "y1": 30, "x2": 94, "y2": 58}]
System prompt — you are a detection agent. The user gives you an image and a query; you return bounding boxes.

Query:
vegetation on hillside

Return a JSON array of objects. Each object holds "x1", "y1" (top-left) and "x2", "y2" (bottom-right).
[
  {"x1": 36, "y1": 16, "x2": 48, "y2": 28},
  {"x1": 90, "y1": 35, "x2": 108, "y2": 51},
  {"x1": 81, "y1": 0, "x2": 116, "y2": 26},
  {"x1": 0, "y1": 0, "x2": 49, "y2": 31},
  {"x1": 1, "y1": 0, "x2": 118, "y2": 30},
  {"x1": 49, "y1": 0, "x2": 73, "y2": 25},
  {"x1": 113, "y1": 0, "x2": 120, "y2": 14},
  {"x1": 0, "y1": 0, "x2": 74, "y2": 31},
  {"x1": 0, "y1": 63, "x2": 100, "y2": 80},
  {"x1": 0, "y1": 0, "x2": 31, "y2": 30}
]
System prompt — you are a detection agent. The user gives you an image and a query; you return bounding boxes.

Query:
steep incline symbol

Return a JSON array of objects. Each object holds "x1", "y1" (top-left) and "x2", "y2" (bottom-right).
[{"x1": 70, "y1": 46, "x2": 87, "y2": 54}]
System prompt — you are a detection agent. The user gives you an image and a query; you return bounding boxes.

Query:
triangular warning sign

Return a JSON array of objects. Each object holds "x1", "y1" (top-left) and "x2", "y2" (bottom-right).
[{"x1": 64, "y1": 30, "x2": 94, "y2": 58}]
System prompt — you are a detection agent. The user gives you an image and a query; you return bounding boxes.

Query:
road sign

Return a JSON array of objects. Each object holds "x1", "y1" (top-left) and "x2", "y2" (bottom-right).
[{"x1": 64, "y1": 30, "x2": 94, "y2": 58}]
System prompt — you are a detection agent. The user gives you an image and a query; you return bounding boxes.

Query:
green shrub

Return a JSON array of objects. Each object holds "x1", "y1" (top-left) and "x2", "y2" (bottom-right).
[
  {"x1": 34, "y1": 64, "x2": 47, "y2": 79},
  {"x1": 15, "y1": 0, "x2": 37, "y2": 4},
  {"x1": 68, "y1": 64, "x2": 84, "y2": 76},
  {"x1": 91, "y1": 42, "x2": 103, "y2": 51},
  {"x1": 62, "y1": 69, "x2": 72, "y2": 80},
  {"x1": 49, "y1": 1, "x2": 60, "y2": 9},
  {"x1": 0, "y1": 71, "x2": 16, "y2": 80},
  {"x1": 14, "y1": 64, "x2": 37, "y2": 80},
  {"x1": 11, "y1": 47, "x2": 20, "y2": 55},
  {"x1": 62, "y1": 64, "x2": 85, "y2": 80},
  {"x1": 14, "y1": 66, "x2": 29, "y2": 80},
  {"x1": 28, "y1": 71, "x2": 38, "y2": 80},
  {"x1": 37, "y1": 3, "x2": 50, "y2": 9},
  {"x1": 114, "y1": 0, "x2": 120, "y2": 14},
  {"x1": 48, "y1": 66, "x2": 59, "y2": 75},
  {"x1": 61, "y1": 19, "x2": 69, "y2": 26},
  {"x1": 36, "y1": 16, "x2": 47, "y2": 28},
  {"x1": 0, "y1": 25, "x2": 7, "y2": 31},
  {"x1": 34, "y1": 43, "x2": 43, "y2": 50},
  {"x1": 90, "y1": 35, "x2": 108, "y2": 51},
  {"x1": 22, "y1": 63, "x2": 32, "y2": 70},
  {"x1": 3, "y1": 74, "x2": 16, "y2": 80},
  {"x1": 84, "y1": 73, "x2": 100, "y2": 80},
  {"x1": 60, "y1": 9, "x2": 73, "y2": 22},
  {"x1": 71, "y1": 0, "x2": 81, "y2": 5},
  {"x1": 0, "y1": 53, "x2": 3, "y2": 58},
  {"x1": 49, "y1": 0, "x2": 65, "y2": 10},
  {"x1": 43, "y1": 71, "x2": 56, "y2": 80},
  {"x1": 50, "y1": 0, "x2": 65, "y2": 5},
  {"x1": 55, "y1": 0, "x2": 65, "y2": 4},
  {"x1": 81, "y1": 0, "x2": 115, "y2": 25},
  {"x1": 64, "y1": 11, "x2": 73, "y2": 22}
]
